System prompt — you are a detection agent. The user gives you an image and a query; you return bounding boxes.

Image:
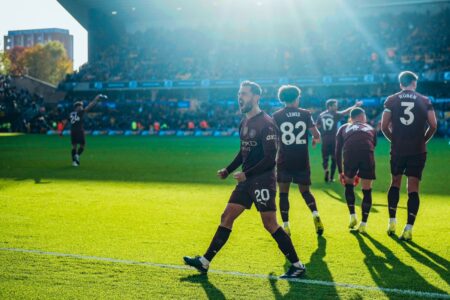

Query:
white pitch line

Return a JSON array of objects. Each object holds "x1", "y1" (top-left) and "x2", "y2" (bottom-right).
[{"x1": 1, "y1": 247, "x2": 449, "y2": 299}]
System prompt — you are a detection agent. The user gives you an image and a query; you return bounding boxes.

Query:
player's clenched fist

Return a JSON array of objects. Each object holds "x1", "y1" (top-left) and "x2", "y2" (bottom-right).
[
  {"x1": 233, "y1": 171, "x2": 246, "y2": 182},
  {"x1": 217, "y1": 168, "x2": 229, "y2": 179},
  {"x1": 339, "y1": 173, "x2": 346, "y2": 185}
]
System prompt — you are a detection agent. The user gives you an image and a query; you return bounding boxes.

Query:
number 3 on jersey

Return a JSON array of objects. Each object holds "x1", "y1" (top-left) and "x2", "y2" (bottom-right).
[
  {"x1": 280, "y1": 121, "x2": 307, "y2": 145},
  {"x1": 400, "y1": 102, "x2": 415, "y2": 126}
]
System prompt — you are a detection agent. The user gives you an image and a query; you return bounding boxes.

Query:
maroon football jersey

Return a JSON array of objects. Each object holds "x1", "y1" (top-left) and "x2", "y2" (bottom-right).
[
  {"x1": 316, "y1": 110, "x2": 344, "y2": 143},
  {"x1": 272, "y1": 107, "x2": 315, "y2": 171},
  {"x1": 69, "y1": 110, "x2": 84, "y2": 132},
  {"x1": 226, "y1": 111, "x2": 278, "y2": 178},
  {"x1": 384, "y1": 90, "x2": 433, "y2": 156},
  {"x1": 336, "y1": 122, "x2": 377, "y2": 154}
]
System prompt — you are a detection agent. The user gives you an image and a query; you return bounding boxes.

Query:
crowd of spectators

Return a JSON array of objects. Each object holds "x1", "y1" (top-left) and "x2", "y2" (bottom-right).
[
  {"x1": 1, "y1": 76, "x2": 449, "y2": 136},
  {"x1": 0, "y1": 75, "x2": 49, "y2": 133},
  {"x1": 64, "y1": 9, "x2": 450, "y2": 83}
]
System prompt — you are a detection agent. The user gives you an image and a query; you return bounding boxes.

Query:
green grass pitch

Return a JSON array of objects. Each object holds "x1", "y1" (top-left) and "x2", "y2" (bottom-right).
[{"x1": 0, "y1": 134, "x2": 449, "y2": 299}]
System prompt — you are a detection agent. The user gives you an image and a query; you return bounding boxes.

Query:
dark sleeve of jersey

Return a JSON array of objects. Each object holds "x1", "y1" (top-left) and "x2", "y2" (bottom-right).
[
  {"x1": 316, "y1": 115, "x2": 322, "y2": 129},
  {"x1": 272, "y1": 113, "x2": 279, "y2": 127},
  {"x1": 335, "y1": 126, "x2": 344, "y2": 174},
  {"x1": 306, "y1": 112, "x2": 314, "y2": 128},
  {"x1": 226, "y1": 150, "x2": 243, "y2": 174},
  {"x1": 384, "y1": 96, "x2": 394, "y2": 112},
  {"x1": 244, "y1": 125, "x2": 278, "y2": 178},
  {"x1": 225, "y1": 121, "x2": 243, "y2": 173},
  {"x1": 424, "y1": 97, "x2": 434, "y2": 111}
]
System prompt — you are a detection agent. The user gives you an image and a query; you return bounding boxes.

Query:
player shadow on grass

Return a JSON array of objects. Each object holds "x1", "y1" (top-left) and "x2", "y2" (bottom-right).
[
  {"x1": 352, "y1": 232, "x2": 447, "y2": 298},
  {"x1": 268, "y1": 236, "x2": 340, "y2": 299},
  {"x1": 389, "y1": 237, "x2": 450, "y2": 286},
  {"x1": 180, "y1": 274, "x2": 226, "y2": 300},
  {"x1": 13, "y1": 177, "x2": 51, "y2": 184},
  {"x1": 372, "y1": 203, "x2": 406, "y2": 210},
  {"x1": 316, "y1": 182, "x2": 379, "y2": 213}
]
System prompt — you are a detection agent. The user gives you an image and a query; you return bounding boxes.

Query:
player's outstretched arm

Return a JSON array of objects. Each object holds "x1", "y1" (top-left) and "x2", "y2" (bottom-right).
[
  {"x1": 220, "y1": 151, "x2": 242, "y2": 179},
  {"x1": 424, "y1": 109, "x2": 437, "y2": 143},
  {"x1": 338, "y1": 100, "x2": 363, "y2": 116},
  {"x1": 381, "y1": 110, "x2": 393, "y2": 142},
  {"x1": 85, "y1": 94, "x2": 106, "y2": 112}
]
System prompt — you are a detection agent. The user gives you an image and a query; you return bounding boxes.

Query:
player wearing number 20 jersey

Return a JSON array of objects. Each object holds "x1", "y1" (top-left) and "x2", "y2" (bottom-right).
[
  {"x1": 184, "y1": 81, "x2": 306, "y2": 279},
  {"x1": 381, "y1": 71, "x2": 437, "y2": 241},
  {"x1": 272, "y1": 85, "x2": 324, "y2": 236}
]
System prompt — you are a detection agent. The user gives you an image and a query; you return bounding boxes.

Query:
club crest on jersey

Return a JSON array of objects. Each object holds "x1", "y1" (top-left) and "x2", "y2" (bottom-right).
[{"x1": 249, "y1": 129, "x2": 256, "y2": 138}]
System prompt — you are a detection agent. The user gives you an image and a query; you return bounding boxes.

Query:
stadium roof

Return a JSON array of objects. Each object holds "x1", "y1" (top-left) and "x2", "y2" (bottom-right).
[{"x1": 58, "y1": 0, "x2": 449, "y2": 30}]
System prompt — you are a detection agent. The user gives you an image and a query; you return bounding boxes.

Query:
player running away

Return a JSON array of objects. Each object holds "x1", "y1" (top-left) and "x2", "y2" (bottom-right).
[
  {"x1": 381, "y1": 71, "x2": 437, "y2": 241},
  {"x1": 61, "y1": 94, "x2": 106, "y2": 166},
  {"x1": 272, "y1": 85, "x2": 324, "y2": 236},
  {"x1": 316, "y1": 99, "x2": 362, "y2": 183},
  {"x1": 336, "y1": 108, "x2": 377, "y2": 233},
  {"x1": 184, "y1": 81, "x2": 306, "y2": 279}
]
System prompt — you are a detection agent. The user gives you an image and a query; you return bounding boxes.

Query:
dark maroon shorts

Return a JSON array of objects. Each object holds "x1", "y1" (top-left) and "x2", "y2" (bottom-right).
[
  {"x1": 277, "y1": 168, "x2": 311, "y2": 185},
  {"x1": 71, "y1": 130, "x2": 85, "y2": 145},
  {"x1": 322, "y1": 139, "x2": 336, "y2": 159},
  {"x1": 343, "y1": 150, "x2": 376, "y2": 180},
  {"x1": 229, "y1": 171, "x2": 277, "y2": 212},
  {"x1": 390, "y1": 153, "x2": 427, "y2": 180}
]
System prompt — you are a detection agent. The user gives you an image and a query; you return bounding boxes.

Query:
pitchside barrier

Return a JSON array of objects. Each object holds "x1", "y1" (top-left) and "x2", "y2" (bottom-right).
[
  {"x1": 47, "y1": 130, "x2": 240, "y2": 137},
  {"x1": 59, "y1": 71, "x2": 450, "y2": 92}
]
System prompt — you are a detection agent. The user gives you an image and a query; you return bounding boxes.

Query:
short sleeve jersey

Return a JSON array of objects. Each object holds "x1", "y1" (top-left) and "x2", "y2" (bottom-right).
[
  {"x1": 384, "y1": 90, "x2": 433, "y2": 156},
  {"x1": 336, "y1": 122, "x2": 377, "y2": 154},
  {"x1": 69, "y1": 110, "x2": 85, "y2": 132},
  {"x1": 317, "y1": 110, "x2": 343, "y2": 143},
  {"x1": 272, "y1": 107, "x2": 315, "y2": 171}
]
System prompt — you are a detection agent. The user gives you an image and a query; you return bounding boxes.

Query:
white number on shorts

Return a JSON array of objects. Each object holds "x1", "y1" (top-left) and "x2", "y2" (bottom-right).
[
  {"x1": 280, "y1": 121, "x2": 307, "y2": 145},
  {"x1": 322, "y1": 118, "x2": 334, "y2": 131},
  {"x1": 400, "y1": 102, "x2": 415, "y2": 126},
  {"x1": 255, "y1": 189, "x2": 270, "y2": 205}
]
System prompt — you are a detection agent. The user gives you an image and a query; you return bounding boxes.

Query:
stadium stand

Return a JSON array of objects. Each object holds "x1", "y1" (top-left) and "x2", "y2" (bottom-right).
[
  {"x1": 63, "y1": 9, "x2": 450, "y2": 82},
  {"x1": 1, "y1": 7, "x2": 449, "y2": 136}
]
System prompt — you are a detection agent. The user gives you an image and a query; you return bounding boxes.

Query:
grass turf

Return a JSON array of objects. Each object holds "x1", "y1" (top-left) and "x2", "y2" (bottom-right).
[{"x1": 0, "y1": 135, "x2": 449, "y2": 299}]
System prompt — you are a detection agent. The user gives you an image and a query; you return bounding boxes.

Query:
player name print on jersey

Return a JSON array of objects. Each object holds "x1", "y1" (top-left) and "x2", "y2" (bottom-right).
[
  {"x1": 286, "y1": 111, "x2": 302, "y2": 118},
  {"x1": 398, "y1": 92, "x2": 417, "y2": 100},
  {"x1": 344, "y1": 123, "x2": 373, "y2": 134},
  {"x1": 336, "y1": 122, "x2": 377, "y2": 154}
]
